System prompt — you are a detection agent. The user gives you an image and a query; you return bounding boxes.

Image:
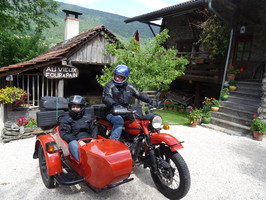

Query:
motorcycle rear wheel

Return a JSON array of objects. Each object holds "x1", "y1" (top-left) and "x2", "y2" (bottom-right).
[
  {"x1": 150, "y1": 147, "x2": 190, "y2": 199},
  {"x1": 38, "y1": 145, "x2": 57, "y2": 188}
]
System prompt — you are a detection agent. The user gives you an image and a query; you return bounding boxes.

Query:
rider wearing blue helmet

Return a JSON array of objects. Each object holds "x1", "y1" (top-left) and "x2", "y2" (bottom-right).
[{"x1": 102, "y1": 64, "x2": 157, "y2": 140}]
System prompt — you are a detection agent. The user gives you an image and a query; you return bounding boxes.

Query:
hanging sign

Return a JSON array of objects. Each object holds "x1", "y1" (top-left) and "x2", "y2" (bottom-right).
[{"x1": 43, "y1": 66, "x2": 79, "y2": 79}]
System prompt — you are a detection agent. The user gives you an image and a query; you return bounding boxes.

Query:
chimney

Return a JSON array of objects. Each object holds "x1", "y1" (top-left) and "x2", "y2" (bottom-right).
[{"x1": 63, "y1": 9, "x2": 82, "y2": 40}]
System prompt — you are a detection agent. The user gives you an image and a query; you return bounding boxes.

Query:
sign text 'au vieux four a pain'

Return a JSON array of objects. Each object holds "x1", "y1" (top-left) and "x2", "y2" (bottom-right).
[{"x1": 43, "y1": 66, "x2": 79, "y2": 79}]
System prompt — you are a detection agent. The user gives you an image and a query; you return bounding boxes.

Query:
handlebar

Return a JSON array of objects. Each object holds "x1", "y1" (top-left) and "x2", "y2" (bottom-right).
[{"x1": 112, "y1": 101, "x2": 163, "y2": 116}]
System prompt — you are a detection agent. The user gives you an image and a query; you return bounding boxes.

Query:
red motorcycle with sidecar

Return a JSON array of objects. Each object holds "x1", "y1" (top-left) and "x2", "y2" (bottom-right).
[{"x1": 33, "y1": 96, "x2": 190, "y2": 199}]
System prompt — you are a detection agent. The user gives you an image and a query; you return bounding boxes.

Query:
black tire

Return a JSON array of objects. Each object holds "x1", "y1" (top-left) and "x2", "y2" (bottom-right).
[
  {"x1": 38, "y1": 145, "x2": 57, "y2": 188},
  {"x1": 150, "y1": 147, "x2": 191, "y2": 199}
]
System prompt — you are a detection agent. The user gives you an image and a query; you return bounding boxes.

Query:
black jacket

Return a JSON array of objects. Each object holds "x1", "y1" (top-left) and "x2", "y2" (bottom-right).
[
  {"x1": 59, "y1": 113, "x2": 96, "y2": 143},
  {"x1": 102, "y1": 81, "x2": 152, "y2": 111}
]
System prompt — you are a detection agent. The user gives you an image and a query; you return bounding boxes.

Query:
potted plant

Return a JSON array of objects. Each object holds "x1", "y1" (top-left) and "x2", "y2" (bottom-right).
[
  {"x1": 187, "y1": 108, "x2": 202, "y2": 127},
  {"x1": 220, "y1": 88, "x2": 229, "y2": 101},
  {"x1": 0, "y1": 86, "x2": 27, "y2": 104},
  {"x1": 203, "y1": 97, "x2": 220, "y2": 112},
  {"x1": 202, "y1": 111, "x2": 211, "y2": 124},
  {"x1": 228, "y1": 80, "x2": 238, "y2": 91},
  {"x1": 250, "y1": 116, "x2": 266, "y2": 141},
  {"x1": 227, "y1": 64, "x2": 240, "y2": 80},
  {"x1": 176, "y1": 104, "x2": 185, "y2": 112},
  {"x1": 191, "y1": 56, "x2": 205, "y2": 64},
  {"x1": 164, "y1": 101, "x2": 172, "y2": 110}
]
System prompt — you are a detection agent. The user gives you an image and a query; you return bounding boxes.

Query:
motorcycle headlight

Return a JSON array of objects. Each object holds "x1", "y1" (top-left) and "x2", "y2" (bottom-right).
[{"x1": 152, "y1": 115, "x2": 163, "y2": 129}]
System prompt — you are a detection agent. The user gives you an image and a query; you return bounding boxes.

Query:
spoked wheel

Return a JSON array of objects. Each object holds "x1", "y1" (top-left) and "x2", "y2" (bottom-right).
[
  {"x1": 38, "y1": 145, "x2": 57, "y2": 188},
  {"x1": 150, "y1": 146, "x2": 191, "y2": 199}
]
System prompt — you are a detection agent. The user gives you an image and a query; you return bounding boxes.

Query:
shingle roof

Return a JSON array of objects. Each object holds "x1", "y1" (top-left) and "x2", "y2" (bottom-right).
[
  {"x1": 0, "y1": 25, "x2": 118, "y2": 77},
  {"x1": 124, "y1": 0, "x2": 207, "y2": 23}
]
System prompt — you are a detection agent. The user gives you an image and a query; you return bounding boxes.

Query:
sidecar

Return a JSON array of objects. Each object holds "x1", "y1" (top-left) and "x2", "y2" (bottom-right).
[{"x1": 33, "y1": 97, "x2": 133, "y2": 190}]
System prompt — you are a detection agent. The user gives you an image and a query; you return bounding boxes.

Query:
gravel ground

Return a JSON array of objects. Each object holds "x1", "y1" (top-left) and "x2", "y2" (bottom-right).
[{"x1": 0, "y1": 125, "x2": 266, "y2": 200}]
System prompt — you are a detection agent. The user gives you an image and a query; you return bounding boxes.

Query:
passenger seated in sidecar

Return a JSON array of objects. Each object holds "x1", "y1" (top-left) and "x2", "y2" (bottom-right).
[{"x1": 59, "y1": 95, "x2": 97, "y2": 162}]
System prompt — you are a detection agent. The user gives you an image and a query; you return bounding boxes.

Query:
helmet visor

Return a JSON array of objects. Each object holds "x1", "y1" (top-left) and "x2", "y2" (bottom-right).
[
  {"x1": 71, "y1": 95, "x2": 83, "y2": 104},
  {"x1": 114, "y1": 74, "x2": 126, "y2": 83}
]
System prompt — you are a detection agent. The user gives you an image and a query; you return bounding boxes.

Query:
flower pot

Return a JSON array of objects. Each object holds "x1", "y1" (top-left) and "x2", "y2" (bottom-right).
[
  {"x1": 211, "y1": 107, "x2": 219, "y2": 112},
  {"x1": 229, "y1": 86, "x2": 237, "y2": 91},
  {"x1": 253, "y1": 131, "x2": 264, "y2": 141},
  {"x1": 190, "y1": 120, "x2": 198, "y2": 127},
  {"x1": 227, "y1": 74, "x2": 236, "y2": 80},
  {"x1": 202, "y1": 117, "x2": 211, "y2": 124},
  {"x1": 194, "y1": 58, "x2": 205, "y2": 64},
  {"x1": 221, "y1": 95, "x2": 229, "y2": 101}
]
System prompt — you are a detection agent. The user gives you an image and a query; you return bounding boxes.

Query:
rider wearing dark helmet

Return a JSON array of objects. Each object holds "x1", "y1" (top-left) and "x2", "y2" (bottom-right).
[
  {"x1": 102, "y1": 64, "x2": 157, "y2": 140},
  {"x1": 60, "y1": 95, "x2": 97, "y2": 161}
]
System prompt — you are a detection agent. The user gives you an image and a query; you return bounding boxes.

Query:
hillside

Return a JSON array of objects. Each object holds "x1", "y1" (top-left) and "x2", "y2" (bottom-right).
[{"x1": 43, "y1": 2, "x2": 159, "y2": 46}]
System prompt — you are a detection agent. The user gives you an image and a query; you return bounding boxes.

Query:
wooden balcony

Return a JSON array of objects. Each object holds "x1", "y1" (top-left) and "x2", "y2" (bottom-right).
[{"x1": 177, "y1": 52, "x2": 224, "y2": 84}]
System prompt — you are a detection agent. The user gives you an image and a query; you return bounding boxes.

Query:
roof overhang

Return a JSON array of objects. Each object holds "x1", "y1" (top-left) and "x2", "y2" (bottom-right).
[{"x1": 124, "y1": 0, "x2": 208, "y2": 24}]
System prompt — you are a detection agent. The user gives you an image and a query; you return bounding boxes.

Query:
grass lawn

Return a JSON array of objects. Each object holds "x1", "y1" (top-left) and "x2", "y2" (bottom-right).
[{"x1": 153, "y1": 109, "x2": 190, "y2": 125}]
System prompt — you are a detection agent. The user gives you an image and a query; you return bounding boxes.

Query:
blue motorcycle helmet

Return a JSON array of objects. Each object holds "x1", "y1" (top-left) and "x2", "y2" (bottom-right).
[{"x1": 112, "y1": 64, "x2": 130, "y2": 86}]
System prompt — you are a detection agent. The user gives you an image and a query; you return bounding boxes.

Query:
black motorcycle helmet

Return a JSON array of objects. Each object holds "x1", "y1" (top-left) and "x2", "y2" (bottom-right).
[{"x1": 68, "y1": 95, "x2": 87, "y2": 119}]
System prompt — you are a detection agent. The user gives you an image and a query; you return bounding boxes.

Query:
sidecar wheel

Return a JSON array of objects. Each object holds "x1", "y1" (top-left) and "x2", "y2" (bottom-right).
[
  {"x1": 38, "y1": 145, "x2": 57, "y2": 188},
  {"x1": 150, "y1": 147, "x2": 190, "y2": 199}
]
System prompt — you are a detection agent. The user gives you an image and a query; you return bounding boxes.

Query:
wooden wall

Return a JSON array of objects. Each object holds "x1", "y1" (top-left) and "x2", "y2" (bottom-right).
[{"x1": 69, "y1": 35, "x2": 117, "y2": 65}]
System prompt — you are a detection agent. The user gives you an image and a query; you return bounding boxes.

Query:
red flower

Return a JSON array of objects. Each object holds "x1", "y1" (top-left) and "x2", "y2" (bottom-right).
[
  {"x1": 253, "y1": 114, "x2": 257, "y2": 118},
  {"x1": 240, "y1": 68, "x2": 244, "y2": 72},
  {"x1": 229, "y1": 64, "x2": 233, "y2": 67}
]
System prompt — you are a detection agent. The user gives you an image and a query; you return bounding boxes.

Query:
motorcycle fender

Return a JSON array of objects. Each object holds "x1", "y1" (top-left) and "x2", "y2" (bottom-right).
[
  {"x1": 36, "y1": 134, "x2": 62, "y2": 176},
  {"x1": 150, "y1": 133, "x2": 184, "y2": 151}
]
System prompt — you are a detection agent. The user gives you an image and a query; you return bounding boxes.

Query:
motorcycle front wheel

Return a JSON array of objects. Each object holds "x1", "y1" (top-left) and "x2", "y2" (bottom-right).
[{"x1": 150, "y1": 147, "x2": 191, "y2": 199}]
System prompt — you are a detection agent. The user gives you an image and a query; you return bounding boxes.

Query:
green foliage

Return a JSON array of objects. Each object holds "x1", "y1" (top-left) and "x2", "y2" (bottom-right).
[
  {"x1": 198, "y1": 11, "x2": 229, "y2": 60},
  {"x1": 227, "y1": 65, "x2": 240, "y2": 74},
  {"x1": 0, "y1": 0, "x2": 59, "y2": 33},
  {"x1": 97, "y1": 29, "x2": 188, "y2": 91},
  {"x1": 250, "y1": 118, "x2": 266, "y2": 134},
  {"x1": 153, "y1": 110, "x2": 190, "y2": 125},
  {"x1": 0, "y1": 32, "x2": 49, "y2": 67},
  {"x1": 187, "y1": 108, "x2": 202, "y2": 122},
  {"x1": 202, "y1": 97, "x2": 220, "y2": 109},
  {"x1": 221, "y1": 88, "x2": 229, "y2": 96},
  {"x1": 202, "y1": 111, "x2": 211, "y2": 118},
  {"x1": 228, "y1": 80, "x2": 238, "y2": 86},
  {"x1": 16, "y1": 117, "x2": 37, "y2": 128},
  {"x1": 0, "y1": 87, "x2": 27, "y2": 104},
  {"x1": 41, "y1": 2, "x2": 159, "y2": 47},
  {"x1": 0, "y1": 0, "x2": 58, "y2": 67}
]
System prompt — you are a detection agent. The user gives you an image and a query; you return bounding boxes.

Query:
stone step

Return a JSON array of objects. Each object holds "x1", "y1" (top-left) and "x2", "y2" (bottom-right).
[
  {"x1": 236, "y1": 87, "x2": 262, "y2": 96},
  {"x1": 229, "y1": 90, "x2": 262, "y2": 99},
  {"x1": 210, "y1": 117, "x2": 251, "y2": 135},
  {"x1": 222, "y1": 95, "x2": 261, "y2": 105},
  {"x1": 220, "y1": 101, "x2": 259, "y2": 113},
  {"x1": 218, "y1": 106, "x2": 255, "y2": 119},
  {"x1": 237, "y1": 81, "x2": 262, "y2": 88},
  {"x1": 211, "y1": 111, "x2": 252, "y2": 126},
  {"x1": 201, "y1": 123, "x2": 253, "y2": 138}
]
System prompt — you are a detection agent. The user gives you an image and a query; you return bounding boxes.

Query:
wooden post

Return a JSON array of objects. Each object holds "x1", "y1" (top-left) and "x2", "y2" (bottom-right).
[
  {"x1": 194, "y1": 82, "x2": 200, "y2": 108},
  {"x1": 57, "y1": 79, "x2": 64, "y2": 97}
]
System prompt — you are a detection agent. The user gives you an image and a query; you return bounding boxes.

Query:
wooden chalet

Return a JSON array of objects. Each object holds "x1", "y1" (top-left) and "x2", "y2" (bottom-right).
[
  {"x1": 0, "y1": 10, "x2": 118, "y2": 122},
  {"x1": 125, "y1": 0, "x2": 266, "y2": 136}
]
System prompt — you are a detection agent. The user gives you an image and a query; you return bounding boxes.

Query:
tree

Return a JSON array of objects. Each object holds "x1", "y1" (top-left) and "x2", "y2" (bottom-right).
[
  {"x1": 0, "y1": 31, "x2": 49, "y2": 67},
  {"x1": 197, "y1": 11, "x2": 229, "y2": 60},
  {"x1": 0, "y1": 0, "x2": 59, "y2": 67},
  {"x1": 0, "y1": 0, "x2": 59, "y2": 33},
  {"x1": 97, "y1": 29, "x2": 189, "y2": 91}
]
